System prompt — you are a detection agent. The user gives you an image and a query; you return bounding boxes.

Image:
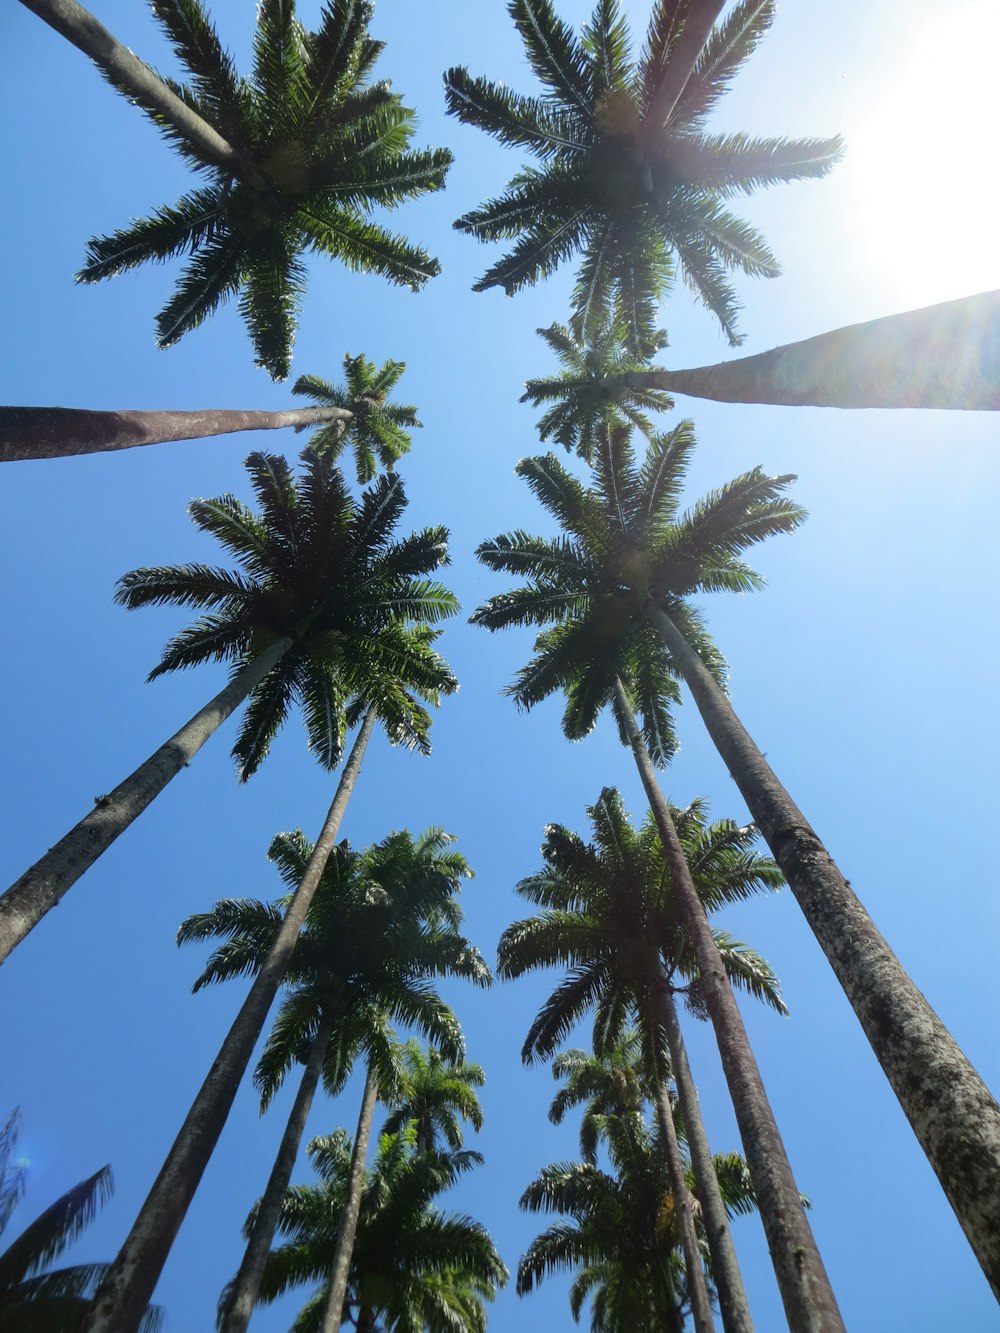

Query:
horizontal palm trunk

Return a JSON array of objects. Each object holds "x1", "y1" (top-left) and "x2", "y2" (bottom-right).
[
  {"x1": 17, "y1": 0, "x2": 265, "y2": 186},
  {"x1": 0, "y1": 406, "x2": 352, "y2": 463},
  {"x1": 616, "y1": 681, "x2": 844, "y2": 1332},
  {"x1": 0, "y1": 636, "x2": 293, "y2": 965},
  {"x1": 648, "y1": 604, "x2": 1000, "y2": 1300},
  {"x1": 640, "y1": 0, "x2": 726, "y2": 139},
  {"x1": 646, "y1": 291, "x2": 1000, "y2": 409},
  {"x1": 80, "y1": 709, "x2": 377, "y2": 1333},
  {"x1": 219, "y1": 1011, "x2": 337, "y2": 1333},
  {"x1": 656, "y1": 983, "x2": 754, "y2": 1333}
]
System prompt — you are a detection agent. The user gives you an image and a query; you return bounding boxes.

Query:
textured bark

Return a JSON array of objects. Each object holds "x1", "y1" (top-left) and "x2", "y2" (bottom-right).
[
  {"x1": 640, "y1": 0, "x2": 726, "y2": 142},
  {"x1": 319, "y1": 1059, "x2": 380, "y2": 1333},
  {"x1": 219, "y1": 1012, "x2": 337, "y2": 1333},
  {"x1": 615, "y1": 681, "x2": 844, "y2": 1332},
  {"x1": 80, "y1": 710, "x2": 377, "y2": 1333},
  {"x1": 0, "y1": 406, "x2": 352, "y2": 463},
  {"x1": 0, "y1": 637, "x2": 293, "y2": 965},
  {"x1": 646, "y1": 997, "x2": 716, "y2": 1333},
  {"x1": 648, "y1": 605, "x2": 1000, "y2": 1301},
  {"x1": 645, "y1": 290, "x2": 1000, "y2": 409},
  {"x1": 657, "y1": 984, "x2": 754, "y2": 1333},
  {"x1": 17, "y1": 0, "x2": 265, "y2": 185}
]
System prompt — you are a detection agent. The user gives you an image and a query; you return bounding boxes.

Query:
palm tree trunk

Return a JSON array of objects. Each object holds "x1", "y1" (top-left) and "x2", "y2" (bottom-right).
[
  {"x1": 218, "y1": 1010, "x2": 338, "y2": 1333},
  {"x1": 656, "y1": 981, "x2": 754, "y2": 1333},
  {"x1": 640, "y1": 0, "x2": 725, "y2": 141},
  {"x1": 17, "y1": 0, "x2": 267, "y2": 187},
  {"x1": 0, "y1": 406, "x2": 353, "y2": 463},
  {"x1": 319, "y1": 1058, "x2": 380, "y2": 1333},
  {"x1": 646, "y1": 603, "x2": 1000, "y2": 1299},
  {"x1": 0, "y1": 636, "x2": 294, "y2": 965},
  {"x1": 615, "y1": 680, "x2": 844, "y2": 1332},
  {"x1": 645, "y1": 996, "x2": 716, "y2": 1333},
  {"x1": 79, "y1": 709, "x2": 377, "y2": 1333},
  {"x1": 646, "y1": 290, "x2": 1000, "y2": 409}
]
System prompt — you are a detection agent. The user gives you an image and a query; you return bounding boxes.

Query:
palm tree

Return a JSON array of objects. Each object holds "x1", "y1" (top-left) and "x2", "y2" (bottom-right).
[
  {"x1": 0, "y1": 447, "x2": 457, "y2": 964},
  {"x1": 179, "y1": 826, "x2": 490, "y2": 1333},
  {"x1": 256, "y1": 1129, "x2": 507, "y2": 1333},
  {"x1": 473, "y1": 422, "x2": 1000, "y2": 1303},
  {"x1": 23, "y1": 0, "x2": 451, "y2": 378},
  {"x1": 382, "y1": 1042, "x2": 486, "y2": 1155},
  {"x1": 445, "y1": 0, "x2": 841, "y2": 350},
  {"x1": 0, "y1": 1110, "x2": 161, "y2": 1331}
]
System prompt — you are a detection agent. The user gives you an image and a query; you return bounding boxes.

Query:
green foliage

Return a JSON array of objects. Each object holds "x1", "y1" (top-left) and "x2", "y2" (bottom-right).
[{"x1": 382, "y1": 1042, "x2": 487, "y2": 1153}]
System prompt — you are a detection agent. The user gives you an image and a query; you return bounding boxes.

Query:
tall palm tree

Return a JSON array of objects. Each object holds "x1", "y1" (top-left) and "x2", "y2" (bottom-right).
[
  {"x1": 473, "y1": 421, "x2": 1000, "y2": 1302},
  {"x1": 23, "y1": 0, "x2": 451, "y2": 378},
  {"x1": 445, "y1": 0, "x2": 841, "y2": 350},
  {"x1": 0, "y1": 1111, "x2": 161, "y2": 1331},
  {"x1": 0, "y1": 447, "x2": 457, "y2": 964},
  {"x1": 180, "y1": 826, "x2": 490, "y2": 1333},
  {"x1": 256, "y1": 1129, "x2": 508, "y2": 1333},
  {"x1": 382, "y1": 1042, "x2": 486, "y2": 1155}
]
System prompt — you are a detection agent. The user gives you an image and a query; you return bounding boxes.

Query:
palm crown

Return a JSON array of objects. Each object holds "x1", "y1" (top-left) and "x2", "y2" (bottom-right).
[
  {"x1": 77, "y1": 0, "x2": 452, "y2": 378},
  {"x1": 116, "y1": 447, "x2": 458, "y2": 781},
  {"x1": 382, "y1": 1042, "x2": 487, "y2": 1154},
  {"x1": 446, "y1": 0, "x2": 842, "y2": 349}
]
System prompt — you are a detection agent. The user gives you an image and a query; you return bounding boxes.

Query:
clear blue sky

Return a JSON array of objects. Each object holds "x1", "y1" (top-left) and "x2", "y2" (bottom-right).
[{"x1": 2, "y1": 1, "x2": 1000, "y2": 1329}]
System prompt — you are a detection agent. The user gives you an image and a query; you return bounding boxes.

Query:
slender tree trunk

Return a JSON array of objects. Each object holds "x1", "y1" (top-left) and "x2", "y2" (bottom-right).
[
  {"x1": 656, "y1": 982, "x2": 754, "y2": 1333},
  {"x1": 17, "y1": 0, "x2": 267, "y2": 186},
  {"x1": 647, "y1": 605, "x2": 1000, "y2": 1300},
  {"x1": 0, "y1": 636, "x2": 293, "y2": 965},
  {"x1": 644, "y1": 290, "x2": 1000, "y2": 409},
  {"x1": 0, "y1": 406, "x2": 353, "y2": 463},
  {"x1": 319, "y1": 1059, "x2": 380, "y2": 1333},
  {"x1": 80, "y1": 710, "x2": 377, "y2": 1333},
  {"x1": 615, "y1": 680, "x2": 844, "y2": 1332},
  {"x1": 646, "y1": 997, "x2": 716, "y2": 1333},
  {"x1": 219, "y1": 1011, "x2": 338, "y2": 1333},
  {"x1": 640, "y1": 0, "x2": 725, "y2": 142}
]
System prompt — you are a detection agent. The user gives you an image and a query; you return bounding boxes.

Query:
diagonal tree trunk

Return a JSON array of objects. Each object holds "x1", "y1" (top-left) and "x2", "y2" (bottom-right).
[
  {"x1": 645, "y1": 995, "x2": 716, "y2": 1333},
  {"x1": 647, "y1": 603, "x2": 1000, "y2": 1300},
  {"x1": 0, "y1": 636, "x2": 294, "y2": 965},
  {"x1": 79, "y1": 709, "x2": 377, "y2": 1333},
  {"x1": 0, "y1": 406, "x2": 352, "y2": 464},
  {"x1": 615, "y1": 680, "x2": 844, "y2": 1332},
  {"x1": 655, "y1": 980, "x2": 754, "y2": 1333},
  {"x1": 640, "y1": 0, "x2": 726, "y2": 142},
  {"x1": 218, "y1": 1010, "x2": 338, "y2": 1333},
  {"x1": 17, "y1": 0, "x2": 266, "y2": 186},
  {"x1": 319, "y1": 1058, "x2": 381, "y2": 1333}
]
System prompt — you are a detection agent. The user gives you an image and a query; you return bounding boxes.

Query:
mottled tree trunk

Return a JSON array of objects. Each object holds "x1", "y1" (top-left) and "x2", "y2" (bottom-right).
[
  {"x1": 616, "y1": 681, "x2": 844, "y2": 1332},
  {"x1": 219, "y1": 1011, "x2": 338, "y2": 1333},
  {"x1": 0, "y1": 406, "x2": 352, "y2": 463},
  {"x1": 80, "y1": 710, "x2": 377, "y2": 1333},
  {"x1": 0, "y1": 636, "x2": 293, "y2": 965},
  {"x1": 319, "y1": 1059, "x2": 380, "y2": 1333},
  {"x1": 648, "y1": 604, "x2": 1000, "y2": 1300}
]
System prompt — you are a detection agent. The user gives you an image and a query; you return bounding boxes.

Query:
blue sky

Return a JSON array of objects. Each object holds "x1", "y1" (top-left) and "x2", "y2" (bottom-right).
[{"x1": 2, "y1": 0, "x2": 1000, "y2": 1329}]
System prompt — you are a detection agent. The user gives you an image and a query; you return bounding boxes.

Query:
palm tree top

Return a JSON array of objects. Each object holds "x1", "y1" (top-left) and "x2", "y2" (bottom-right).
[
  {"x1": 382, "y1": 1041, "x2": 488, "y2": 1152},
  {"x1": 445, "y1": 0, "x2": 842, "y2": 348}
]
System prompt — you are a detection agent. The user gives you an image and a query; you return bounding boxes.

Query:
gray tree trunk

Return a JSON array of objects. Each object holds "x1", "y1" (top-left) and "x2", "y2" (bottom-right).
[
  {"x1": 319, "y1": 1059, "x2": 380, "y2": 1333},
  {"x1": 640, "y1": 0, "x2": 725, "y2": 142},
  {"x1": 0, "y1": 636, "x2": 293, "y2": 965},
  {"x1": 79, "y1": 709, "x2": 377, "y2": 1333},
  {"x1": 218, "y1": 1011, "x2": 338, "y2": 1333},
  {"x1": 17, "y1": 0, "x2": 266, "y2": 185},
  {"x1": 648, "y1": 604, "x2": 1000, "y2": 1300},
  {"x1": 0, "y1": 406, "x2": 352, "y2": 463},
  {"x1": 657, "y1": 982, "x2": 754, "y2": 1333},
  {"x1": 615, "y1": 681, "x2": 844, "y2": 1332}
]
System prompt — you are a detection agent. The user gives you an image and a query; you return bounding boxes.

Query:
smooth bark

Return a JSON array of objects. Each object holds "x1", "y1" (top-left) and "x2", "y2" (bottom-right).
[
  {"x1": 657, "y1": 982, "x2": 754, "y2": 1333},
  {"x1": 640, "y1": 0, "x2": 726, "y2": 143},
  {"x1": 319, "y1": 1059, "x2": 380, "y2": 1333},
  {"x1": 645, "y1": 290, "x2": 1000, "y2": 409},
  {"x1": 615, "y1": 680, "x2": 844, "y2": 1332},
  {"x1": 219, "y1": 1011, "x2": 338, "y2": 1333},
  {"x1": 646, "y1": 996, "x2": 716, "y2": 1333},
  {"x1": 80, "y1": 710, "x2": 377, "y2": 1333},
  {"x1": 648, "y1": 604, "x2": 1000, "y2": 1300},
  {"x1": 0, "y1": 406, "x2": 352, "y2": 463},
  {"x1": 0, "y1": 636, "x2": 293, "y2": 965},
  {"x1": 17, "y1": 0, "x2": 266, "y2": 185}
]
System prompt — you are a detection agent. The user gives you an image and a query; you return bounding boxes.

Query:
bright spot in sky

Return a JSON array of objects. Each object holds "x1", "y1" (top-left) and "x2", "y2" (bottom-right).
[{"x1": 847, "y1": 0, "x2": 1000, "y2": 307}]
